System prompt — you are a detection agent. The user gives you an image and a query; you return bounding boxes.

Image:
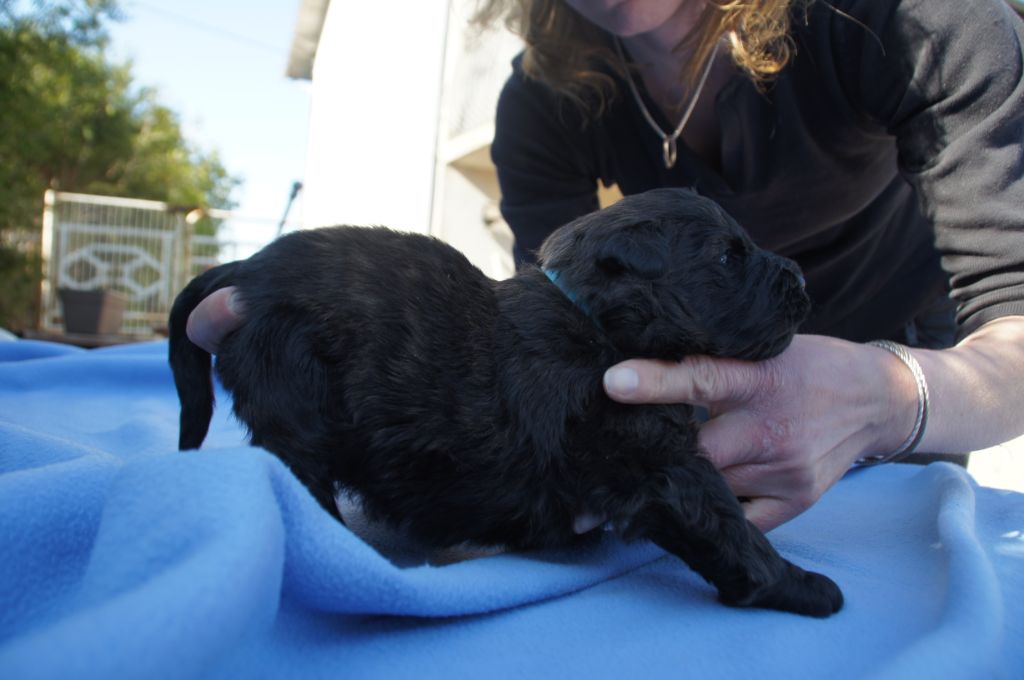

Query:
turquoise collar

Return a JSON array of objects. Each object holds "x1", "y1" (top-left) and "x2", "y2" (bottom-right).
[{"x1": 543, "y1": 268, "x2": 593, "y2": 317}]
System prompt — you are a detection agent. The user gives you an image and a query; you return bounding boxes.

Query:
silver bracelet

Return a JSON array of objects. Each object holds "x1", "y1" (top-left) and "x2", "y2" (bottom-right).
[{"x1": 855, "y1": 340, "x2": 930, "y2": 465}]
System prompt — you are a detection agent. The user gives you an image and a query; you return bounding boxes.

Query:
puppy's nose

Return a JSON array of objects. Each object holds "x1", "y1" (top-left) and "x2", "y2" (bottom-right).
[{"x1": 778, "y1": 258, "x2": 805, "y2": 289}]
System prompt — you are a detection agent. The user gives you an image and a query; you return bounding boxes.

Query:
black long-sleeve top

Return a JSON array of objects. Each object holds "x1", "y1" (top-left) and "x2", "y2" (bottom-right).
[{"x1": 492, "y1": 0, "x2": 1024, "y2": 343}]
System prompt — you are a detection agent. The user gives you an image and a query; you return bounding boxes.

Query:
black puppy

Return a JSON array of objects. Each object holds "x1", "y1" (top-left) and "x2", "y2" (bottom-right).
[{"x1": 168, "y1": 187, "x2": 842, "y2": 617}]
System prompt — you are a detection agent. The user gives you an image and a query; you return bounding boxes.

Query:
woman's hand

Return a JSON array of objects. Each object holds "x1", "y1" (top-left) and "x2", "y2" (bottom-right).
[
  {"x1": 602, "y1": 335, "x2": 920, "y2": 532},
  {"x1": 185, "y1": 286, "x2": 245, "y2": 354}
]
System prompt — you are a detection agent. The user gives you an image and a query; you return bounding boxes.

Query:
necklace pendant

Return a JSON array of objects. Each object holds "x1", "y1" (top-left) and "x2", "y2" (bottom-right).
[
  {"x1": 662, "y1": 137, "x2": 678, "y2": 169},
  {"x1": 615, "y1": 36, "x2": 718, "y2": 173}
]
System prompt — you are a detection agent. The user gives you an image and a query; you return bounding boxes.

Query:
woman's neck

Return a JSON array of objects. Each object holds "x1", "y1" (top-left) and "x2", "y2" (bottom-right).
[
  {"x1": 618, "y1": 2, "x2": 704, "y2": 76},
  {"x1": 615, "y1": 2, "x2": 729, "y2": 168}
]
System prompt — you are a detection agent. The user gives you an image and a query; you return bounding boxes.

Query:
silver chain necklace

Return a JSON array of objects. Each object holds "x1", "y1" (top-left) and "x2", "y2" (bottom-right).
[{"x1": 614, "y1": 38, "x2": 721, "y2": 169}]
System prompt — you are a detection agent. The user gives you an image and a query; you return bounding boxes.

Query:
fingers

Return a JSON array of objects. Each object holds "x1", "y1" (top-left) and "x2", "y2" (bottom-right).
[
  {"x1": 701, "y1": 412, "x2": 821, "y2": 532},
  {"x1": 740, "y1": 496, "x2": 803, "y2": 533},
  {"x1": 726, "y1": 460, "x2": 819, "y2": 530},
  {"x1": 698, "y1": 409, "x2": 771, "y2": 468},
  {"x1": 185, "y1": 286, "x2": 244, "y2": 354},
  {"x1": 601, "y1": 342, "x2": 862, "y2": 533},
  {"x1": 603, "y1": 355, "x2": 771, "y2": 407}
]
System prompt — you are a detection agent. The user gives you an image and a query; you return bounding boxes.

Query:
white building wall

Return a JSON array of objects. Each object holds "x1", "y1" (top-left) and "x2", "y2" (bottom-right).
[
  {"x1": 299, "y1": 1, "x2": 448, "y2": 234},
  {"x1": 428, "y1": 0, "x2": 522, "y2": 280},
  {"x1": 295, "y1": 0, "x2": 539, "y2": 280}
]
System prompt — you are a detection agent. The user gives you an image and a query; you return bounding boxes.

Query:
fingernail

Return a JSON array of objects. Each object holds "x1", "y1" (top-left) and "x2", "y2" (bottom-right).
[
  {"x1": 225, "y1": 289, "x2": 244, "y2": 316},
  {"x1": 186, "y1": 313, "x2": 212, "y2": 353},
  {"x1": 572, "y1": 512, "x2": 607, "y2": 534},
  {"x1": 604, "y1": 367, "x2": 639, "y2": 396}
]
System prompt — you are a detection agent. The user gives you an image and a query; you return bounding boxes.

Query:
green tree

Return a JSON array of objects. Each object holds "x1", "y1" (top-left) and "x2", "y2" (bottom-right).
[{"x1": 0, "y1": 0, "x2": 239, "y2": 330}]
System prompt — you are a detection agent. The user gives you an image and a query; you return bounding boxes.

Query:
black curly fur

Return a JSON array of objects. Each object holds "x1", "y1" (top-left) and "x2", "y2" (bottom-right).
[{"x1": 168, "y1": 188, "x2": 842, "y2": 617}]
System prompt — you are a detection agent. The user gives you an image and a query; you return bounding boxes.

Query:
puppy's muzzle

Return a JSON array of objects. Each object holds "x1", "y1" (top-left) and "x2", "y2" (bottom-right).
[
  {"x1": 768, "y1": 257, "x2": 811, "y2": 327},
  {"x1": 775, "y1": 257, "x2": 806, "y2": 290}
]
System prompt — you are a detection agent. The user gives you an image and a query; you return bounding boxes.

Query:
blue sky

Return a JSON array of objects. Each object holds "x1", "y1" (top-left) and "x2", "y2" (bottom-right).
[{"x1": 108, "y1": 0, "x2": 309, "y2": 242}]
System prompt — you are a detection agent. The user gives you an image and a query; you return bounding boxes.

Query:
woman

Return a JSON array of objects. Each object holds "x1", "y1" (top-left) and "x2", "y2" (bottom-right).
[{"x1": 189, "y1": 0, "x2": 1024, "y2": 532}]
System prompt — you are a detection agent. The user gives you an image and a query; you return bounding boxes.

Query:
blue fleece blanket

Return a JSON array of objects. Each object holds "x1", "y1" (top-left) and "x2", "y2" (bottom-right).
[{"x1": 1, "y1": 340, "x2": 1021, "y2": 678}]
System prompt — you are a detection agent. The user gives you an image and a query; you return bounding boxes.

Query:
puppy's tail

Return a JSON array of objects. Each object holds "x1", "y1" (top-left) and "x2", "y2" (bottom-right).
[{"x1": 168, "y1": 261, "x2": 241, "y2": 450}]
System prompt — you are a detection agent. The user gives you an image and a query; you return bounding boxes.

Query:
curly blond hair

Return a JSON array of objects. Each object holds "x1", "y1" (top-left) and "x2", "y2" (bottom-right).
[{"x1": 474, "y1": 0, "x2": 804, "y2": 111}]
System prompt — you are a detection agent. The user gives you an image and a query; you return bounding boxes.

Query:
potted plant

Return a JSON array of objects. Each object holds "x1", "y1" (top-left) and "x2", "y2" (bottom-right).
[{"x1": 58, "y1": 288, "x2": 129, "y2": 335}]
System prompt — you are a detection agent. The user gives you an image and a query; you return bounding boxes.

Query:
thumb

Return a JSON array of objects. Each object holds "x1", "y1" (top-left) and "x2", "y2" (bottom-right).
[
  {"x1": 186, "y1": 286, "x2": 244, "y2": 354},
  {"x1": 603, "y1": 355, "x2": 767, "y2": 407}
]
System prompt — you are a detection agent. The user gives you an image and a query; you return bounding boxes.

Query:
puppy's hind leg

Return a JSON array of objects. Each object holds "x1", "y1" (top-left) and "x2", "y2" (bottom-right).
[
  {"x1": 621, "y1": 456, "x2": 843, "y2": 617},
  {"x1": 252, "y1": 432, "x2": 344, "y2": 523},
  {"x1": 219, "y1": 307, "x2": 345, "y2": 525}
]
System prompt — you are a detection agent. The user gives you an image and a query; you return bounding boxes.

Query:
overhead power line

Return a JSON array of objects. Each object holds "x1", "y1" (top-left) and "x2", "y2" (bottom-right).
[{"x1": 124, "y1": 1, "x2": 285, "y2": 55}]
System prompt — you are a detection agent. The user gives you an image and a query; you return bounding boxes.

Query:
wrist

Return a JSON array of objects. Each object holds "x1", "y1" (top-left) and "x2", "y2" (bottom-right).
[{"x1": 859, "y1": 341, "x2": 929, "y2": 465}]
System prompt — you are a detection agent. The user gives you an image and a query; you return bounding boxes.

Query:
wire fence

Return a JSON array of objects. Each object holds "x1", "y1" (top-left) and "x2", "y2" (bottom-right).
[{"x1": 38, "y1": 190, "x2": 279, "y2": 338}]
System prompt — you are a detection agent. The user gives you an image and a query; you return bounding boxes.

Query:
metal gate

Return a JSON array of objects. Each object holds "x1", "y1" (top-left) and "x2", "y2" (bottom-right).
[{"x1": 38, "y1": 190, "x2": 275, "y2": 338}]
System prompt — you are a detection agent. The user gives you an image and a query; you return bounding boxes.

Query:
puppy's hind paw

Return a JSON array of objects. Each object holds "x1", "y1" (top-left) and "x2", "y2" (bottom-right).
[{"x1": 724, "y1": 564, "x2": 844, "y2": 618}]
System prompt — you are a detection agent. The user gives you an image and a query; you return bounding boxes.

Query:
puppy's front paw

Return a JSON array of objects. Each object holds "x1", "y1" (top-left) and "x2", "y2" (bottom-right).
[{"x1": 722, "y1": 563, "x2": 844, "y2": 618}]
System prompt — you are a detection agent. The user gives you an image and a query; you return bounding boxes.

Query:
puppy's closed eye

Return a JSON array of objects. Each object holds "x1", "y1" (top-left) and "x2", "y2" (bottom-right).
[{"x1": 717, "y1": 239, "x2": 749, "y2": 267}]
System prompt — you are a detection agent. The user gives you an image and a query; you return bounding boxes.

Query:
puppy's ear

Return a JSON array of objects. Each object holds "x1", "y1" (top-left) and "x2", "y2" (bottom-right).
[{"x1": 596, "y1": 228, "x2": 667, "y2": 280}]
